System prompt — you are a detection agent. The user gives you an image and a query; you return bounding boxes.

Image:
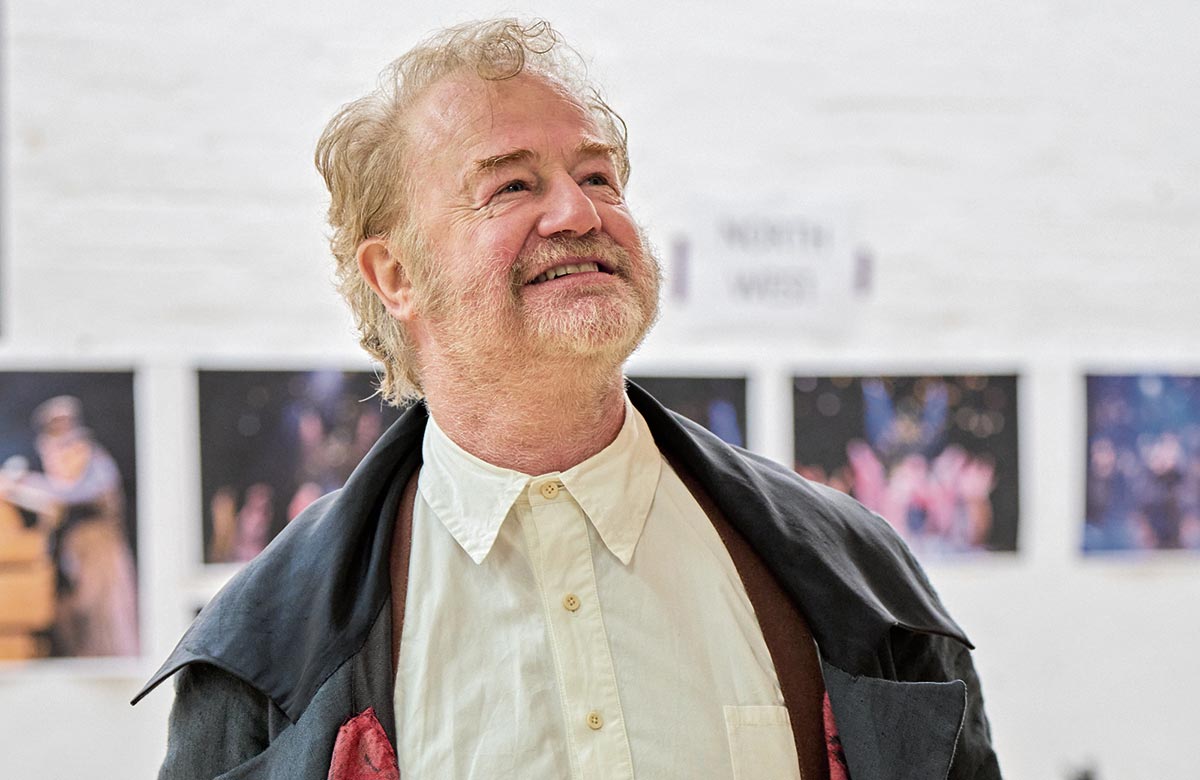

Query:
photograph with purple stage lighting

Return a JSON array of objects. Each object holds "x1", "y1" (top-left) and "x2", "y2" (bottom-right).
[
  {"x1": 793, "y1": 375, "x2": 1019, "y2": 557},
  {"x1": 1085, "y1": 374, "x2": 1200, "y2": 553}
]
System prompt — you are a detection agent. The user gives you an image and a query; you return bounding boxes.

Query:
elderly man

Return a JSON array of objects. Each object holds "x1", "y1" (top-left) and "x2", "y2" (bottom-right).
[{"x1": 136, "y1": 19, "x2": 1001, "y2": 780}]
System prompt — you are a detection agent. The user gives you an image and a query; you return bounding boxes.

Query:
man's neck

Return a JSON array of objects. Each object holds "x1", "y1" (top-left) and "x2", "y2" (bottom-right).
[{"x1": 422, "y1": 366, "x2": 628, "y2": 475}]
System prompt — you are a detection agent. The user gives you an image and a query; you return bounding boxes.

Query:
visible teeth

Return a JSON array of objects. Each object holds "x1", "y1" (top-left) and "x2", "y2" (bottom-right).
[{"x1": 531, "y1": 261, "x2": 601, "y2": 284}]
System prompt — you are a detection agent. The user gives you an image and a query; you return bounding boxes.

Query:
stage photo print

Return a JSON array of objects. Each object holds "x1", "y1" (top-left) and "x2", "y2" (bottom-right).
[
  {"x1": 627, "y1": 376, "x2": 747, "y2": 447},
  {"x1": 793, "y1": 375, "x2": 1019, "y2": 556},
  {"x1": 0, "y1": 371, "x2": 139, "y2": 661},
  {"x1": 198, "y1": 370, "x2": 404, "y2": 564},
  {"x1": 1085, "y1": 374, "x2": 1200, "y2": 553}
]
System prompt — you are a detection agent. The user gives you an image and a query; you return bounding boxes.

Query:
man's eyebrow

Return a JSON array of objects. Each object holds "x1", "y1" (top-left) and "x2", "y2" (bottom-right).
[
  {"x1": 473, "y1": 142, "x2": 616, "y2": 171},
  {"x1": 472, "y1": 148, "x2": 535, "y2": 175},
  {"x1": 575, "y1": 140, "x2": 620, "y2": 162},
  {"x1": 461, "y1": 149, "x2": 534, "y2": 194}
]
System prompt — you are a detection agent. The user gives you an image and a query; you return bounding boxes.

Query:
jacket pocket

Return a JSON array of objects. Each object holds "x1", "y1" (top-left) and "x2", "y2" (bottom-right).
[{"x1": 723, "y1": 704, "x2": 803, "y2": 780}]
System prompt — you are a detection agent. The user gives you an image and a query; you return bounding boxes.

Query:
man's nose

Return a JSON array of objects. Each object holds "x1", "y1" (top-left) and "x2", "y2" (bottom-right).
[{"x1": 537, "y1": 174, "x2": 602, "y2": 238}]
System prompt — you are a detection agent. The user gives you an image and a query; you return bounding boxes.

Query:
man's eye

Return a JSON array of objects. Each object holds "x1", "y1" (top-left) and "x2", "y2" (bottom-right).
[
  {"x1": 498, "y1": 180, "x2": 529, "y2": 194},
  {"x1": 582, "y1": 173, "x2": 611, "y2": 187}
]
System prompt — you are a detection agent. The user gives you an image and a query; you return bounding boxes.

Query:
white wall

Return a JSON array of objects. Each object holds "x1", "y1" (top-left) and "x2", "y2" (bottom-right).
[{"x1": 2, "y1": 1, "x2": 1198, "y2": 777}]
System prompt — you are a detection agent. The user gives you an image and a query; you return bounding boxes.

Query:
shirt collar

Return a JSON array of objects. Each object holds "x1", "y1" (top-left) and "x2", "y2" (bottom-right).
[{"x1": 419, "y1": 394, "x2": 662, "y2": 565}]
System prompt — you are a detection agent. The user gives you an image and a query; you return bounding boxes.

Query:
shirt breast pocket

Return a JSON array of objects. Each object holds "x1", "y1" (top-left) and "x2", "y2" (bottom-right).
[{"x1": 723, "y1": 705, "x2": 803, "y2": 780}]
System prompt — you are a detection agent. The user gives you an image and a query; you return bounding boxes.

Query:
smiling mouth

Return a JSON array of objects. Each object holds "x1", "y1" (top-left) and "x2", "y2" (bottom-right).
[{"x1": 528, "y1": 261, "x2": 609, "y2": 285}]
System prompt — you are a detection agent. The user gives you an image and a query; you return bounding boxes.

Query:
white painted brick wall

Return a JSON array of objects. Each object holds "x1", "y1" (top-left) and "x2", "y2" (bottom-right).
[{"x1": 2, "y1": 1, "x2": 1198, "y2": 777}]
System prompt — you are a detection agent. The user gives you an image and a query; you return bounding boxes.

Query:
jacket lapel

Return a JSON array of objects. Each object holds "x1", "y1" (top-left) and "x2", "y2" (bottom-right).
[
  {"x1": 132, "y1": 410, "x2": 425, "y2": 720},
  {"x1": 821, "y1": 661, "x2": 966, "y2": 780},
  {"x1": 212, "y1": 603, "x2": 401, "y2": 780}
]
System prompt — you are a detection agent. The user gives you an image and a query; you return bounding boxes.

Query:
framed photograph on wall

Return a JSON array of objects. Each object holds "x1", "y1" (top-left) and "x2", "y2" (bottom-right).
[
  {"x1": 1085, "y1": 374, "x2": 1200, "y2": 553},
  {"x1": 198, "y1": 370, "x2": 406, "y2": 565},
  {"x1": 793, "y1": 374, "x2": 1019, "y2": 557},
  {"x1": 627, "y1": 375, "x2": 747, "y2": 447},
  {"x1": 0, "y1": 371, "x2": 139, "y2": 661}
]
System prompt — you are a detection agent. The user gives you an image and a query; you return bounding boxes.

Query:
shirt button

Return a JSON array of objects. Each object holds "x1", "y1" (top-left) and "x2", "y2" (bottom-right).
[
  {"x1": 586, "y1": 710, "x2": 603, "y2": 730},
  {"x1": 562, "y1": 593, "x2": 580, "y2": 612},
  {"x1": 539, "y1": 482, "x2": 560, "y2": 499}
]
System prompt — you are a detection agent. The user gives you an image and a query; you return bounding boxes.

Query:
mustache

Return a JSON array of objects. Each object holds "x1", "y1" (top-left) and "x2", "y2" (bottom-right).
[{"x1": 510, "y1": 234, "x2": 634, "y2": 286}]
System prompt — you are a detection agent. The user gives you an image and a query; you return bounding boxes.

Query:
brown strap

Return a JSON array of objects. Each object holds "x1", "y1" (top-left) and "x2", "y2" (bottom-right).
[
  {"x1": 389, "y1": 469, "x2": 421, "y2": 674},
  {"x1": 670, "y1": 457, "x2": 831, "y2": 780}
]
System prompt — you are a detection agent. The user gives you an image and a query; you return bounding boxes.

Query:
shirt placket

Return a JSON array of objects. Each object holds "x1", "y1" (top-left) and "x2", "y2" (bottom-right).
[{"x1": 523, "y1": 478, "x2": 635, "y2": 780}]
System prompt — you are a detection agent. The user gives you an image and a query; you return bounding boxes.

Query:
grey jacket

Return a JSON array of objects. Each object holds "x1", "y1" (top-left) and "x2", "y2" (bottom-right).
[{"x1": 135, "y1": 384, "x2": 1002, "y2": 779}]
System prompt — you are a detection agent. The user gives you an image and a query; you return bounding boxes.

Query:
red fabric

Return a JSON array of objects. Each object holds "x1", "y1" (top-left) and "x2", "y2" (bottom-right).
[
  {"x1": 824, "y1": 692, "x2": 851, "y2": 780},
  {"x1": 327, "y1": 707, "x2": 400, "y2": 780}
]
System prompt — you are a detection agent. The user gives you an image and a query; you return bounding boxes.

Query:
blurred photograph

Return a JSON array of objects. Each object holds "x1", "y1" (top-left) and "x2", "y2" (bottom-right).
[
  {"x1": 627, "y1": 376, "x2": 747, "y2": 447},
  {"x1": 793, "y1": 375, "x2": 1020, "y2": 556},
  {"x1": 198, "y1": 370, "x2": 404, "y2": 564},
  {"x1": 1085, "y1": 374, "x2": 1200, "y2": 553},
  {"x1": 0, "y1": 372, "x2": 139, "y2": 661}
]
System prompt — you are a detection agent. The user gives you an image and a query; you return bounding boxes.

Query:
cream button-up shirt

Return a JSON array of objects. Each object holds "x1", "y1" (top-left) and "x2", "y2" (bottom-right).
[{"x1": 395, "y1": 396, "x2": 802, "y2": 779}]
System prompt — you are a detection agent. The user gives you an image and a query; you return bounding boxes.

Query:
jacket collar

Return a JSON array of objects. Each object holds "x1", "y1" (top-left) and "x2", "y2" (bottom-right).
[{"x1": 134, "y1": 381, "x2": 968, "y2": 722}]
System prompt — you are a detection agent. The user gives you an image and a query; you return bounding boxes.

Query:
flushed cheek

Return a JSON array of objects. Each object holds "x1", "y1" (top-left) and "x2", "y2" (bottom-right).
[{"x1": 439, "y1": 223, "x2": 523, "y2": 280}]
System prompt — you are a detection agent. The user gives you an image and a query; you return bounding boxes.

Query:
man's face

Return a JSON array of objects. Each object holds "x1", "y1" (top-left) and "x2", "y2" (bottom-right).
[{"x1": 398, "y1": 72, "x2": 660, "y2": 376}]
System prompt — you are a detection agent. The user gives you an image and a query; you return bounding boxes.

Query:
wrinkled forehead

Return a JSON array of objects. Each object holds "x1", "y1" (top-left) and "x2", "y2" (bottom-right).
[{"x1": 404, "y1": 71, "x2": 602, "y2": 165}]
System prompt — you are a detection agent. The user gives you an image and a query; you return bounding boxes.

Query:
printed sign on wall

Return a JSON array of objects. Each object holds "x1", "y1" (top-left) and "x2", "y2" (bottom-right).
[{"x1": 668, "y1": 204, "x2": 859, "y2": 335}]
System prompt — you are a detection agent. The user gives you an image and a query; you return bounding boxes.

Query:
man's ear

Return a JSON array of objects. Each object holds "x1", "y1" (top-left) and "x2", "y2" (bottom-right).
[{"x1": 356, "y1": 237, "x2": 416, "y2": 321}]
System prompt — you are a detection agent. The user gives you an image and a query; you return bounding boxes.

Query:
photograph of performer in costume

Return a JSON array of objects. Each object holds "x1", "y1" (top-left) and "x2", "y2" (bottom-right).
[
  {"x1": 0, "y1": 374, "x2": 138, "y2": 660},
  {"x1": 199, "y1": 370, "x2": 404, "y2": 563}
]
